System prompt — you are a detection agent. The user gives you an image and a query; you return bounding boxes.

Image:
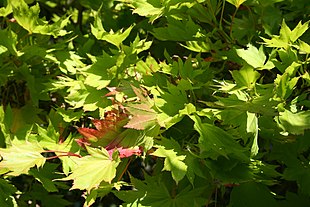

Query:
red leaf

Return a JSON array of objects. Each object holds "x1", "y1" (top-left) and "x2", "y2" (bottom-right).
[
  {"x1": 77, "y1": 128, "x2": 103, "y2": 141},
  {"x1": 107, "y1": 147, "x2": 142, "y2": 159},
  {"x1": 76, "y1": 109, "x2": 128, "y2": 144}
]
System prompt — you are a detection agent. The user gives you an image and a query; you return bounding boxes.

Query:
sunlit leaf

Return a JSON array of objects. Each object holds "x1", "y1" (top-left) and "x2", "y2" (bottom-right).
[
  {"x1": 91, "y1": 10, "x2": 134, "y2": 48},
  {"x1": 236, "y1": 44, "x2": 266, "y2": 68},
  {"x1": 231, "y1": 65, "x2": 260, "y2": 89},
  {"x1": 60, "y1": 147, "x2": 120, "y2": 191},
  {"x1": 276, "y1": 109, "x2": 310, "y2": 135},
  {"x1": 0, "y1": 140, "x2": 45, "y2": 176},
  {"x1": 152, "y1": 138, "x2": 187, "y2": 184},
  {"x1": 246, "y1": 112, "x2": 259, "y2": 157},
  {"x1": 226, "y1": 0, "x2": 247, "y2": 8}
]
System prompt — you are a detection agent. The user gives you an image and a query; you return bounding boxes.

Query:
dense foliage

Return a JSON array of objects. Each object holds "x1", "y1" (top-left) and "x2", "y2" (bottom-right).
[{"x1": 0, "y1": 0, "x2": 310, "y2": 206}]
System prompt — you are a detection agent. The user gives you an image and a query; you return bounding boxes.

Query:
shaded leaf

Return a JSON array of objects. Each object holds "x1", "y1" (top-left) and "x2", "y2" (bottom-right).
[
  {"x1": 230, "y1": 182, "x2": 278, "y2": 207},
  {"x1": 191, "y1": 115, "x2": 249, "y2": 160}
]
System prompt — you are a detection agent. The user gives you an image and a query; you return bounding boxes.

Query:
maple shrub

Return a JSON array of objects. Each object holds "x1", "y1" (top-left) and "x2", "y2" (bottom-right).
[{"x1": 0, "y1": 0, "x2": 310, "y2": 206}]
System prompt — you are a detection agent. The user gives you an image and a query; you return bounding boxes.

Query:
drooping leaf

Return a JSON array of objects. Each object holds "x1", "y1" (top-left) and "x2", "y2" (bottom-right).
[
  {"x1": 0, "y1": 29, "x2": 20, "y2": 56},
  {"x1": 276, "y1": 109, "x2": 310, "y2": 135},
  {"x1": 29, "y1": 163, "x2": 62, "y2": 192},
  {"x1": 246, "y1": 112, "x2": 259, "y2": 157}
]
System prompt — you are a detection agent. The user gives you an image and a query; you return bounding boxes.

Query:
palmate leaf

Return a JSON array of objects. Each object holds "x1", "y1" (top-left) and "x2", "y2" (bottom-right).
[
  {"x1": 236, "y1": 44, "x2": 274, "y2": 69},
  {"x1": 231, "y1": 65, "x2": 261, "y2": 90},
  {"x1": 190, "y1": 115, "x2": 249, "y2": 161},
  {"x1": 229, "y1": 182, "x2": 278, "y2": 207},
  {"x1": 29, "y1": 163, "x2": 62, "y2": 192},
  {"x1": 0, "y1": 140, "x2": 45, "y2": 176},
  {"x1": 10, "y1": 0, "x2": 70, "y2": 37},
  {"x1": 135, "y1": 173, "x2": 207, "y2": 207},
  {"x1": 83, "y1": 53, "x2": 116, "y2": 90},
  {"x1": 152, "y1": 138, "x2": 187, "y2": 184},
  {"x1": 91, "y1": 10, "x2": 134, "y2": 49},
  {"x1": 261, "y1": 20, "x2": 309, "y2": 49},
  {"x1": 152, "y1": 17, "x2": 205, "y2": 41},
  {"x1": 124, "y1": 103, "x2": 158, "y2": 130},
  {"x1": 60, "y1": 147, "x2": 120, "y2": 192},
  {"x1": 124, "y1": 86, "x2": 160, "y2": 130},
  {"x1": 130, "y1": 0, "x2": 163, "y2": 22}
]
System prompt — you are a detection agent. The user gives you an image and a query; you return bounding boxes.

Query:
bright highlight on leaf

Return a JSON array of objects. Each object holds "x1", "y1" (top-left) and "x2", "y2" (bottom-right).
[
  {"x1": 152, "y1": 138, "x2": 187, "y2": 184},
  {"x1": 226, "y1": 0, "x2": 247, "y2": 8},
  {"x1": 0, "y1": 140, "x2": 45, "y2": 176},
  {"x1": 59, "y1": 147, "x2": 120, "y2": 192}
]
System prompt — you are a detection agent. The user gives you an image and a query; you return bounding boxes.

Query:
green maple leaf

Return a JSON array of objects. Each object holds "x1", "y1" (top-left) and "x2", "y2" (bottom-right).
[
  {"x1": 137, "y1": 173, "x2": 207, "y2": 207},
  {"x1": 276, "y1": 109, "x2": 310, "y2": 135},
  {"x1": 191, "y1": 115, "x2": 249, "y2": 160},
  {"x1": 11, "y1": 0, "x2": 70, "y2": 37},
  {"x1": 261, "y1": 20, "x2": 309, "y2": 49},
  {"x1": 60, "y1": 147, "x2": 120, "y2": 191},
  {"x1": 0, "y1": 29, "x2": 21, "y2": 56},
  {"x1": 152, "y1": 17, "x2": 205, "y2": 41},
  {"x1": 29, "y1": 163, "x2": 62, "y2": 192},
  {"x1": 130, "y1": 0, "x2": 163, "y2": 22},
  {"x1": 0, "y1": 140, "x2": 45, "y2": 176},
  {"x1": 231, "y1": 65, "x2": 261, "y2": 90},
  {"x1": 236, "y1": 44, "x2": 274, "y2": 69},
  {"x1": 226, "y1": 0, "x2": 247, "y2": 8},
  {"x1": 91, "y1": 10, "x2": 134, "y2": 49},
  {"x1": 152, "y1": 138, "x2": 187, "y2": 184},
  {"x1": 0, "y1": 178, "x2": 17, "y2": 207},
  {"x1": 82, "y1": 53, "x2": 116, "y2": 90},
  {"x1": 230, "y1": 182, "x2": 278, "y2": 207}
]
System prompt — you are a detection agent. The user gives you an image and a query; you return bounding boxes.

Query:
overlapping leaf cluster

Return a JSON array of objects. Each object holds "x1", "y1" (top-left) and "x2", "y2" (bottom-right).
[{"x1": 0, "y1": 0, "x2": 310, "y2": 206}]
